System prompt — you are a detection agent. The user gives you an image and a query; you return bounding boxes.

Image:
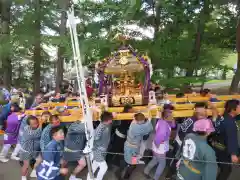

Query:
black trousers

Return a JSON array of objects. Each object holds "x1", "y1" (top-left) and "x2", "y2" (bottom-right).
[
  {"x1": 215, "y1": 149, "x2": 232, "y2": 180},
  {"x1": 165, "y1": 141, "x2": 180, "y2": 178},
  {"x1": 106, "y1": 133, "x2": 126, "y2": 167},
  {"x1": 116, "y1": 161, "x2": 136, "y2": 180}
]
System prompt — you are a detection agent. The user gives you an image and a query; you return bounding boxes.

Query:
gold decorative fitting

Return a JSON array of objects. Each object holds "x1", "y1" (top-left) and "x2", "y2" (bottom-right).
[{"x1": 119, "y1": 56, "x2": 129, "y2": 65}]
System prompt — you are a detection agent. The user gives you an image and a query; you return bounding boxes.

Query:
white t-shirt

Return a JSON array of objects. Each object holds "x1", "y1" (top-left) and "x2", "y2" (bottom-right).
[{"x1": 152, "y1": 140, "x2": 169, "y2": 155}]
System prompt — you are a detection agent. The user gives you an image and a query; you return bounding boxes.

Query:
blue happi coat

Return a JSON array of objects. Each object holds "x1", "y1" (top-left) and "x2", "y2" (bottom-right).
[
  {"x1": 0, "y1": 102, "x2": 11, "y2": 126},
  {"x1": 40, "y1": 124, "x2": 53, "y2": 151},
  {"x1": 18, "y1": 115, "x2": 28, "y2": 143},
  {"x1": 20, "y1": 123, "x2": 42, "y2": 159},
  {"x1": 37, "y1": 140, "x2": 63, "y2": 180},
  {"x1": 124, "y1": 120, "x2": 153, "y2": 164}
]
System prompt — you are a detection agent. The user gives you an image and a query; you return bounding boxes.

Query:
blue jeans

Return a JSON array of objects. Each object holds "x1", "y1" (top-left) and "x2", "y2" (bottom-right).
[{"x1": 144, "y1": 154, "x2": 166, "y2": 180}]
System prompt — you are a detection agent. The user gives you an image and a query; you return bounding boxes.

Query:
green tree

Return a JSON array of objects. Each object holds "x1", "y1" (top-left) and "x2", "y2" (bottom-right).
[{"x1": 55, "y1": 0, "x2": 70, "y2": 93}]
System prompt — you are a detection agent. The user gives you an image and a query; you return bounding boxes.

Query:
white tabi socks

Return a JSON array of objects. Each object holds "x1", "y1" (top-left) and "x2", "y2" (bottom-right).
[
  {"x1": 69, "y1": 174, "x2": 82, "y2": 180},
  {"x1": 30, "y1": 169, "x2": 37, "y2": 178},
  {"x1": 21, "y1": 176, "x2": 27, "y2": 180}
]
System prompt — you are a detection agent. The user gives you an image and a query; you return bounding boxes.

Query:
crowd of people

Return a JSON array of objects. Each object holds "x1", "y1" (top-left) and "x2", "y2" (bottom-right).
[{"x1": 0, "y1": 84, "x2": 239, "y2": 180}]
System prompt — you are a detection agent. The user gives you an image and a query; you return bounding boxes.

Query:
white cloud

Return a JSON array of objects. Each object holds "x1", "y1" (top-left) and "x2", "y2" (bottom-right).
[{"x1": 124, "y1": 24, "x2": 154, "y2": 39}]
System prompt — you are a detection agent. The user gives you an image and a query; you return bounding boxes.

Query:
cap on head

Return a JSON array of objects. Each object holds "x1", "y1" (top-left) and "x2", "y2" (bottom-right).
[{"x1": 193, "y1": 119, "x2": 215, "y2": 133}]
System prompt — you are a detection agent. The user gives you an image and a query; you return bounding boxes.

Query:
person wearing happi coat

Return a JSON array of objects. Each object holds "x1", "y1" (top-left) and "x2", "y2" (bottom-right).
[
  {"x1": 29, "y1": 114, "x2": 63, "y2": 178},
  {"x1": 15, "y1": 114, "x2": 28, "y2": 161},
  {"x1": 86, "y1": 111, "x2": 113, "y2": 180},
  {"x1": 19, "y1": 115, "x2": 42, "y2": 180},
  {"x1": 117, "y1": 112, "x2": 153, "y2": 180},
  {"x1": 40, "y1": 114, "x2": 62, "y2": 151},
  {"x1": 176, "y1": 119, "x2": 217, "y2": 180},
  {"x1": 40, "y1": 111, "x2": 52, "y2": 130},
  {"x1": 166, "y1": 102, "x2": 218, "y2": 179},
  {"x1": 0, "y1": 101, "x2": 11, "y2": 130},
  {"x1": 0, "y1": 103, "x2": 22, "y2": 162},
  {"x1": 106, "y1": 104, "x2": 133, "y2": 167},
  {"x1": 63, "y1": 120, "x2": 87, "y2": 180},
  {"x1": 36, "y1": 126, "x2": 68, "y2": 180}
]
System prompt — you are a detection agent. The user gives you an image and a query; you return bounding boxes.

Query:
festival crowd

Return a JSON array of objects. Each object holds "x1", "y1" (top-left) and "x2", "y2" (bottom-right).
[{"x1": 0, "y1": 84, "x2": 239, "y2": 180}]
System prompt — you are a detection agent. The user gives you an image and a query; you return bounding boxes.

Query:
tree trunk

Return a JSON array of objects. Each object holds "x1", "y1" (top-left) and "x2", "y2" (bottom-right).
[
  {"x1": 186, "y1": 0, "x2": 210, "y2": 77},
  {"x1": 55, "y1": 0, "x2": 69, "y2": 93},
  {"x1": 230, "y1": 2, "x2": 240, "y2": 94},
  {"x1": 153, "y1": 0, "x2": 160, "y2": 40},
  {"x1": 33, "y1": 0, "x2": 41, "y2": 95},
  {"x1": 0, "y1": 0, "x2": 12, "y2": 89}
]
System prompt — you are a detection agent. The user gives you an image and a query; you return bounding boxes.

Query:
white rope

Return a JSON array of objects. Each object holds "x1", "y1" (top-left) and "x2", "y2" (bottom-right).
[{"x1": 19, "y1": 149, "x2": 240, "y2": 166}]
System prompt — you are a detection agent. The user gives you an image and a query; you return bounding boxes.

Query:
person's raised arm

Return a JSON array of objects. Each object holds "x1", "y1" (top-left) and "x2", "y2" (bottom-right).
[
  {"x1": 94, "y1": 125, "x2": 104, "y2": 141},
  {"x1": 208, "y1": 102, "x2": 218, "y2": 121},
  {"x1": 147, "y1": 105, "x2": 160, "y2": 121},
  {"x1": 40, "y1": 126, "x2": 50, "y2": 150}
]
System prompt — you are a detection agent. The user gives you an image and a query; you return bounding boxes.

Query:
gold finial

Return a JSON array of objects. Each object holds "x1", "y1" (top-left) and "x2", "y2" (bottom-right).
[{"x1": 113, "y1": 33, "x2": 129, "y2": 42}]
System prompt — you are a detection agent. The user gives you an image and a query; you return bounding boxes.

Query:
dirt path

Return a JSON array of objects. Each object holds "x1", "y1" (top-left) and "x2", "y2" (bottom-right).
[{"x1": 0, "y1": 158, "x2": 239, "y2": 180}]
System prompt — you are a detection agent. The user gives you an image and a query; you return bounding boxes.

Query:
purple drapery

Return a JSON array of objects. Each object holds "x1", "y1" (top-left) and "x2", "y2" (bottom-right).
[
  {"x1": 98, "y1": 72, "x2": 105, "y2": 95},
  {"x1": 129, "y1": 45, "x2": 150, "y2": 100},
  {"x1": 98, "y1": 51, "x2": 120, "y2": 95}
]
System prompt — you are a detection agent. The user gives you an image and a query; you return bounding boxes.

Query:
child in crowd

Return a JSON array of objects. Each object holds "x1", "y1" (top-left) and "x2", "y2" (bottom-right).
[
  {"x1": 87, "y1": 111, "x2": 113, "y2": 180},
  {"x1": 37, "y1": 126, "x2": 68, "y2": 180},
  {"x1": 19, "y1": 115, "x2": 42, "y2": 180},
  {"x1": 177, "y1": 119, "x2": 217, "y2": 180},
  {"x1": 0, "y1": 103, "x2": 22, "y2": 162}
]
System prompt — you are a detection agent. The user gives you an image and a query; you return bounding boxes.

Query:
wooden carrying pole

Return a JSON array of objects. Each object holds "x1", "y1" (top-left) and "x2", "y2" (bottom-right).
[{"x1": 67, "y1": 7, "x2": 94, "y2": 179}]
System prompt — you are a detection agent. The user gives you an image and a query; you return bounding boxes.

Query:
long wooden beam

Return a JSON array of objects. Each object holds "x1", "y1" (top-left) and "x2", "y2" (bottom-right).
[
  {"x1": 24, "y1": 107, "x2": 225, "y2": 122},
  {"x1": 25, "y1": 101, "x2": 226, "y2": 116},
  {"x1": 37, "y1": 95, "x2": 239, "y2": 109}
]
